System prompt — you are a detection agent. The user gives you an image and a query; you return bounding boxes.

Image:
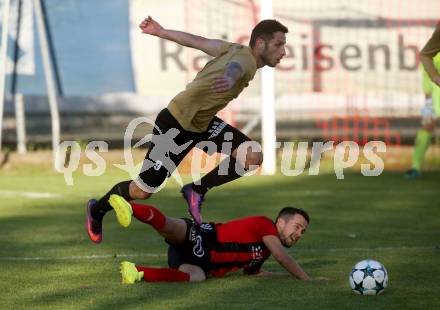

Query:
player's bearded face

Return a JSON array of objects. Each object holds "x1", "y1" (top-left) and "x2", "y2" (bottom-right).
[
  {"x1": 261, "y1": 32, "x2": 287, "y2": 67},
  {"x1": 278, "y1": 214, "x2": 308, "y2": 248}
]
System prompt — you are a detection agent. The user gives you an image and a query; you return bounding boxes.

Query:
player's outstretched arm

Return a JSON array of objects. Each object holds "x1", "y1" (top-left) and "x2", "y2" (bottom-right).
[
  {"x1": 420, "y1": 23, "x2": 440, "y2": 87},
  {"x1": 263, "y1": 235, "x2": 311, "y2": 280},
  {"x1": 420, "y1": 55, "x2": 440, "y2": 87},
  {"x1": 139, "y1": 16, "x2": 226, "y2": 57},
  {"x1": 249, "y1": 269, "x2": 287, "y2": 277}
]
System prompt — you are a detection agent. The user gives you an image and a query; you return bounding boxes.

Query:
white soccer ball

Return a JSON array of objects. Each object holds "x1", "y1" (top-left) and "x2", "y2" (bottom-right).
[{"x1": 349, "y1": 259, "x2": 388, "y2": 295}]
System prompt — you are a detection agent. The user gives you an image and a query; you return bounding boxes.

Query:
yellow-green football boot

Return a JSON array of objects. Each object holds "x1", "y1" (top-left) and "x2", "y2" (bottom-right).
[
  {"x1": 120, "y1": 261, "x2": 144, "y2": 284},
  {"x1": 109, "y1": 194, "x2": 133, "y2": 228}
]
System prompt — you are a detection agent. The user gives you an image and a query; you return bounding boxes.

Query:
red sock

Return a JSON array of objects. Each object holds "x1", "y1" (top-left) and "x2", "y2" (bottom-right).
[
  {"x1": 130, "y1": 202, "x2": 166, "y2": 230},
  {"x1": 136, "y1": 266, "x2": 190, "y2": 282}
]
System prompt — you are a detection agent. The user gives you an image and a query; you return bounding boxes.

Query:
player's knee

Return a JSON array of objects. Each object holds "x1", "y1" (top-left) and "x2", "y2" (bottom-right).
[
  {"x1": 129, "y1": 181, "x2": 152, "y2": 200},
  {"x1": 178, "y1": 264, "x2": 206, "y2": 282},
  {"x1": 245, "y1": 151, "x2": 263, "y2": 169},
  {"x1": 423, "y1": 118, "x2": 437, "y2": 132},
  {"x1": 422, "y1": 120, "x2": 436, "y2": 132},
  {"x1": 423, "y1": 125, "x2": 435, "y2": 132},
  {"x1": 138, "y1": 191, "x2": 152, "y2": 200}
]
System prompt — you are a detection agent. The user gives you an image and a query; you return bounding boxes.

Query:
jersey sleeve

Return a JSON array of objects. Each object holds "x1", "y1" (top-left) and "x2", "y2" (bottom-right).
[
  {"x1": 421, "y1": 23, "x2": 440, "y2": 57},
  {"x1": 218, "y1": 41, "x2": 234, "y2": 56}
]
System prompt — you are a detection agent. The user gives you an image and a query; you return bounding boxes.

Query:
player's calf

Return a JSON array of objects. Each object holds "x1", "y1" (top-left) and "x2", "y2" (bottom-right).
[
  {"x1": 129, "y1": 181, "x2": 153, "y2": 200},
  {"x1": 244, "y1": 151, "x2": 263, "y2": 170},
  {"x1": 232, "y1": 144, "x2": 263, "y2": 172}
]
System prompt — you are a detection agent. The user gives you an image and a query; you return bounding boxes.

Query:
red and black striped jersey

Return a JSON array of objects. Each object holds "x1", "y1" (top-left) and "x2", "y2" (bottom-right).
[{"x1": 208, "y1": 216, "x2": 278, "y2": 277}]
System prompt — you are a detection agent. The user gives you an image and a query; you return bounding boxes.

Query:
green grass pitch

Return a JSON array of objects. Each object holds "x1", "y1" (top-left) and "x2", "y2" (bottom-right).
[{"x1": 0, "y1": 163, "x2": 439, "y2": 309}]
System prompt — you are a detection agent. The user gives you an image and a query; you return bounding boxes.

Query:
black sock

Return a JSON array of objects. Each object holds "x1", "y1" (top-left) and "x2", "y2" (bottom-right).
[
  {"x1": 192, "y1": 157, "x2": 246, "y2": 195},
  {"x1": 91, "y1": 180, "x2": 132, "y2": 220}
]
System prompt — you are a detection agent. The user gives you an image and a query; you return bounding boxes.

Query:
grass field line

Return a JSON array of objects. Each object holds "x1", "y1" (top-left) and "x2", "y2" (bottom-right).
[
  {"x1": 0, "y1": 190, "x2": 62, "y2": 199},
  {"x1": 0, "y1": 246, "x2": 437, "y2": 262},
  {"x1": 0, "y1": 253, "x2": 167, "y2": 261}
]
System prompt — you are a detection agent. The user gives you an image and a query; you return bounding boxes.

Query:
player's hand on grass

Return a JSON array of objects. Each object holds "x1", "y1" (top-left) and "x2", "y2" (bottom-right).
[
  {"x1": 139, "y1": 16, "x2": 163, "y2": 36},
  {"x1": 212, "y1": 75, "x2": 235, "y2": 93}
]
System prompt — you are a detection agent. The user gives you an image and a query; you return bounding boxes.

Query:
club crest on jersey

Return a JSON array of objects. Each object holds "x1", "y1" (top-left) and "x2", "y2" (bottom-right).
[{"x1": 249, "y1": 245, "x2": 264, "y2": 266}]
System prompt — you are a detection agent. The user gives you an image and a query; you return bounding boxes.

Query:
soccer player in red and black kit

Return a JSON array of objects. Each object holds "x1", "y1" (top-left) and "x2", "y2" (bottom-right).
[
  {"x1": 86, "y1": 16, "x2": 288, "y2": 243},
  {"x1": 108, "y1": 195, "x2": 314, "y2": 283}
]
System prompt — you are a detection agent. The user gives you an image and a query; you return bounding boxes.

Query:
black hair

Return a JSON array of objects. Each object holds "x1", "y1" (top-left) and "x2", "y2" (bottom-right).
[
  {"x1": 275, "y1": 207, "x2": 310, "y2": 224},
  {"x1": 249, "y1": 19, "x2": 288, "y2": 48}
]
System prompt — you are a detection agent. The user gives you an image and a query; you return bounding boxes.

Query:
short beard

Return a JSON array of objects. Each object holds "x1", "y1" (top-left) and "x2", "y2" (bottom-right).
[
  {"x1": 280, "y1": 238, "x2": 290, "y2": 248},
  {"x1": 261, "y1": 45, "x2": 275, "y2": 67},
  {"x1": 261, "y1": 52, "x2": 274, "y2": 67}
]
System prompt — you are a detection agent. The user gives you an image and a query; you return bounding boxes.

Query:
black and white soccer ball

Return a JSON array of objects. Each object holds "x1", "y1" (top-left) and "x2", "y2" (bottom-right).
[{"x1": 349, "y1": 259, "x2": 388, "y2": 295}]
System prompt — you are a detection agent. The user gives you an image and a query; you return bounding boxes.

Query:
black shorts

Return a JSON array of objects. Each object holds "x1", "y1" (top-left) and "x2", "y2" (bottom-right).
[
  {"x1": 137, "y1": 108, "x2": 251, "y2": 190},
  {"x1": 166, "y1": 218, "x2": 217, "y2": 273}
]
